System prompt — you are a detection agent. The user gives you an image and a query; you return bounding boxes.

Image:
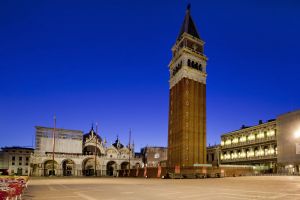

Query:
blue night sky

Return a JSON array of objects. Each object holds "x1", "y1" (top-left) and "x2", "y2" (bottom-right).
[{"x1": 1, "y1": 0, "x2": 300, "y2": 151}]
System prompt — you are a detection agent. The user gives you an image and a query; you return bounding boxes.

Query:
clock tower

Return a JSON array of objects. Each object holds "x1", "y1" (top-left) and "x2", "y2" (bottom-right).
[{"x1": 167, "y1": 5, "x2": 207, "y2": 168}]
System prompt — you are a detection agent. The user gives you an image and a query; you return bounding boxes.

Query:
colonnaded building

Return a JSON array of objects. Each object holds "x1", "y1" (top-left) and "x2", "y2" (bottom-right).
[
  {"x1": 30, "y1": 126, "x2": 142, "y2": 176},
  {"x1": 207, "y1": 109, "x2": 300, "y2": 174}
]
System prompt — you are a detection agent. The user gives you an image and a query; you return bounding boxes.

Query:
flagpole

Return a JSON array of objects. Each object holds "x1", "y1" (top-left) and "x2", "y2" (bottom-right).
[
  {"x1": 95, "y1": 123, "x2": 98, "y2": 176},
  {"x1": 52, "y1": 115, "x2": 56, "y2": 176},
  {"x1": 128, "y1": 129, "x2": 131, "y2": 176}
]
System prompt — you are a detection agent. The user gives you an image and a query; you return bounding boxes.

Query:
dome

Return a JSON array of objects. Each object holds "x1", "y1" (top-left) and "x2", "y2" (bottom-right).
[
  {"x1": 112, "y1": 136, "x2": 124, "y2": 149},
  {"x1": 83, "y1": 125, "x2": 102, "y2": 142}
]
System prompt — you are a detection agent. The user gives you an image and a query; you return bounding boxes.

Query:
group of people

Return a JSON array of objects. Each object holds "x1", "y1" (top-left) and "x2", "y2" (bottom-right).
[{"x1": 0, "y1": 177, "x2": 28, "y2": 200}]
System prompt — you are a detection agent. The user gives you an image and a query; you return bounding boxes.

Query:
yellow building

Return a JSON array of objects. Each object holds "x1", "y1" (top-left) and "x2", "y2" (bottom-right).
[
  {"x1": 219, "y1": 109, "x2": 300, "y2": 174},
  {"x1": 220, "y1": 120, "x2": 277, "y2": 173}
]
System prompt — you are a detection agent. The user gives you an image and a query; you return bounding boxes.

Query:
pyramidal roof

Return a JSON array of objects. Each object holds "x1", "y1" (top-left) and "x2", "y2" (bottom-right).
[{"x1": 177, "y1": 4, "x2": 201, "y2": 40}]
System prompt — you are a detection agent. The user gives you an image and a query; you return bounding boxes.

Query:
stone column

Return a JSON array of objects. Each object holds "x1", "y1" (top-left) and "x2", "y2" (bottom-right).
[{"x1": 40, "y1": 167, "x2": 44, "y2": 176}]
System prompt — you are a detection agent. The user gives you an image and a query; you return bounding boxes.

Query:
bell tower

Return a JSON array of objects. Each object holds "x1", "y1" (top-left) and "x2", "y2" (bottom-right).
[{"x1": 167, "y1": 5, "x2": 207, "y2": 168}]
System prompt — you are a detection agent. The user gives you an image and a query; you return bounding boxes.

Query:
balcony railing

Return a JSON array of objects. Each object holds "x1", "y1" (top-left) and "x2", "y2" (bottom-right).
[
  {"x1": 221, "y1": 154, "x2": 277, "y2": 163},
  {"x1": 221, "y1": 136, "x2": 276, "y2": 149},
  {"x1": 184, "y1": 46, "x2": 204, "y2": 56}
]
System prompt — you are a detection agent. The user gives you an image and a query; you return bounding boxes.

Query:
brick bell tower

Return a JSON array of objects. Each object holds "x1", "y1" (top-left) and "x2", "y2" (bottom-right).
[{"x1": 167, "y1": 5, "x2": 207, "y2": 168}]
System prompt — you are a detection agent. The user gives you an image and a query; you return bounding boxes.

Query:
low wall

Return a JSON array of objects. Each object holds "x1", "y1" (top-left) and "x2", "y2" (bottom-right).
[{"x1": 118, "y1": 165, "x2": 253, "y2": 178}]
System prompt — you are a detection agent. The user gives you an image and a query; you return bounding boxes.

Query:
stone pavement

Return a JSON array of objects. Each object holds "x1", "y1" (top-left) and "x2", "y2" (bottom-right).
[{"x1": 23, "y1": 176, "x2": 300, "y2": 200}]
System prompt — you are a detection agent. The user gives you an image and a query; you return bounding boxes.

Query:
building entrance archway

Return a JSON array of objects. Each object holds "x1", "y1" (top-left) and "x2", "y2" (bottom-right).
[
  {"x1": 62, "y1": 159, "x2": 75, "y2": 176},
  {"x1": 121, "y1": 162, "x2": 129, "y2": 170},
  {"x1": 83, "y1": 158, "x2": 98, "y2": 176},
  {"x1": 106, "y1": 161, "x2": 117, "y2": 176},
  {"x1": 44, "y1": 160, "x2": 58, "y2": 176},
  {"x1": 120, "y1": 161, "x2": 130, "y2": 176}
]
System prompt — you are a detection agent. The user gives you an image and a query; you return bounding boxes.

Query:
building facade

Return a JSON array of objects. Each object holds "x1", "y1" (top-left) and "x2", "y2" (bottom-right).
[
  {"x1": 206, "y1": 145, "x2": 220, "y2": 166},
  {"x1": 219, "y1": 109, "x2": 300, "y2": 174},
  {"x1": 0, "y1": 147, "x2": 34, "y2": 176},
  {"x1": 141, "y1": 147, "x2": 167, "y2": 167},
  {"x1": 30, "y1": 126, "x2": 142, "y2": 176},
  {"x1": 220, "y1": 120, "x2": 277, "y2": 173},
  {"x1": 168, "y1": 5, "x2": 207, "y2": 168},
  {"x1": 277, "y1": 110, "x2": 300, "y2": 173}
]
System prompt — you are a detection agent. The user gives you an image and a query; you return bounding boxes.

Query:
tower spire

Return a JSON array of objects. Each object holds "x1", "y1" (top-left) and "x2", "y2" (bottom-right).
[
  {"x1": 187, "y1": 3, "x2": 191, "y2": 11},
  {"x1": 177, "y1": 3, "x2": 200, "y2": 40},
  {"x1": 91, "y1": 123, "x2": 94, "y2": 137}
]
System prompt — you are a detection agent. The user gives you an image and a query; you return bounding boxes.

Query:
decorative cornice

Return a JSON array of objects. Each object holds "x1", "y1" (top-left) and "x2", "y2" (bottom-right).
[{"x1": 220, "y1": 121, "x2": 277, "y2": 138}]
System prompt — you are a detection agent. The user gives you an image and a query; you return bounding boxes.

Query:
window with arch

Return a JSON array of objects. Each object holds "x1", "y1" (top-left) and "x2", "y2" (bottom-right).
[
  {"x1": 198, "y1": 64, "x2": 202, "y2": 71},
  {"x1": 186, "y1": 59, "x2": 203, "y2": 72}
]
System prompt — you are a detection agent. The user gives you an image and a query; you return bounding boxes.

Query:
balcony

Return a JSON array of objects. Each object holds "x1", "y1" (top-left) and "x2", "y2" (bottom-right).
[
  {"x1": 184, "y1": 46, "x2": 204, "y2": 56},
  {"x1": 221, "y1": 136, "x2": 276, "y2": 149}
]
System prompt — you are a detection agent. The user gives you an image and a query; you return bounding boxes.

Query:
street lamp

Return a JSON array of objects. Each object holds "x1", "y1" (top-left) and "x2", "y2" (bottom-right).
[{"x1": 294, "y1": 128, "x2": 300, "y2": 138}]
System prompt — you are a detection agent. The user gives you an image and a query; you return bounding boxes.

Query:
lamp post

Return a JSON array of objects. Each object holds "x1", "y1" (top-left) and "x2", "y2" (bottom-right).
[
  {"x1": 294, "y1": 129, "x2": 300, "y2": 139},
  {"x1": 94, "y1": 123, "x2": 98, "y2": 176},
  {"x1": 128, "y1": 129, "x2": 131, "y2": 176},
  {"x1": 52, "y1": 115, "x2": 56, "y2": 176}
]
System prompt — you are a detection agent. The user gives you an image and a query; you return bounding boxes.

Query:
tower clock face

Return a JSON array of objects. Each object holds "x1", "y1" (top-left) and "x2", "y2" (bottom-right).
[{"x1": 154, "y1": 153, "x2": 160, "y2": 159}]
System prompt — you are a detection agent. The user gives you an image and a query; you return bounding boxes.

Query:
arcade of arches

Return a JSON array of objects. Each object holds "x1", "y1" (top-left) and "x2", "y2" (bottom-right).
[
  {"x1": 35, "y1": 158, "x2": 142, "y2": 177},
  {"x1": 30, "y1": 127, "x2": 143, "y2": 177}
]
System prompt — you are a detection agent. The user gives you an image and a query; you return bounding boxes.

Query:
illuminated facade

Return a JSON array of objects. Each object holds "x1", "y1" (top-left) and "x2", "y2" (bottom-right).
[
  {"x1": 220, "y1": 120, "x2": 277, "y2": 173},
  {"x1": 219, "y1": 109, "x2": 300, "y2": 174},
  {"x1": 277, "y1": 110, "x2": 300, "y2": 174}
]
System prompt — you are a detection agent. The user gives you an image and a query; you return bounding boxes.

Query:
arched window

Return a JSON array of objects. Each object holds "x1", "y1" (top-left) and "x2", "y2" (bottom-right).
[
  {"x1": 246, "y1": 149, "x2": 249, "y2": 158},
  {"x1": 194, "y1": 63, "x2": 198, "y2": 70},
  {"x1": 187, "y1": 59, "x2": 191, "y2": 66},
  {"x1": 199, "y1": 64, "x2": 202, "y2": 71}
]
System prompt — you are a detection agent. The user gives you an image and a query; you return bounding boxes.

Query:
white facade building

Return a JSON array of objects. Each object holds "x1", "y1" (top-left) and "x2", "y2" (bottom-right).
[{"x1": 30, "y1": 126, "x2": 142, "y2": 176}]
